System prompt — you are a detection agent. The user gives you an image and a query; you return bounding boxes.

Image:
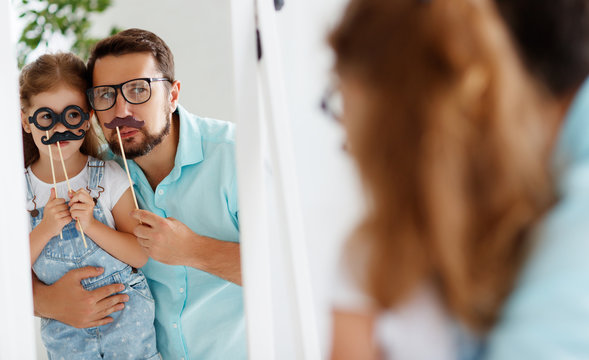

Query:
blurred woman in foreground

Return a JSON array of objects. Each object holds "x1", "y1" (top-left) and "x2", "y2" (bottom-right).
[{"x1": 327, "y1": 0, "x2": 557, "y2": 358}]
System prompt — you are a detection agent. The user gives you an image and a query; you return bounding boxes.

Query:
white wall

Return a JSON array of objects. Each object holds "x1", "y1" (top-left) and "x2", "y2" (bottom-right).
[{"x1": 91, "y1": 0, "x2": 236, "y2": 122}]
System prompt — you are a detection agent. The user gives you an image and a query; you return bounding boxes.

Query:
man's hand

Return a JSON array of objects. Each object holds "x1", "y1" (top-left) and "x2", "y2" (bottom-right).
[
  {"x1": 130, "y1": 209, "x2": 197, "y2": 266},
  {"x1": 130, "y1": 209, "x2": 242, "y2": 285},
  {"x1": 33, "y1": 266, "x2": 129, "y2": 328}
]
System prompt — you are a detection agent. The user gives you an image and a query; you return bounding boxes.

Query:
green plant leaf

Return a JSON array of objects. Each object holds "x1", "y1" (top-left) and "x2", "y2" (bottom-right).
[{"x1": 16, "y1": 0, "x2": 118, "y2": 67}]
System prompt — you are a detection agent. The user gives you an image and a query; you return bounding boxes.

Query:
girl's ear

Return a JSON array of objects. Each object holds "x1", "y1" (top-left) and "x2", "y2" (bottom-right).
[
  {"x1": 87, "y1": 110, "x2": 95, "y2": 129},
  {"x1": 21, "y1": 110, "x2": 31, "y2": 133}
]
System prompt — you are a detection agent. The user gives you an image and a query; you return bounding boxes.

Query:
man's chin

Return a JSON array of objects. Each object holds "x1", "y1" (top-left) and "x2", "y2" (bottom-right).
[
  {"x1": 108, "y1": 120, "x2": 169, "y2": 159},
  {"x1": 108, "y1": 140, "x2": 148, "y2": 159},
  {"x1": 122, "y1": 144, "x2": 152, "y2": 159},
  {"x1": 123, "y1": 148, "x2": 150, "y2": 159}
]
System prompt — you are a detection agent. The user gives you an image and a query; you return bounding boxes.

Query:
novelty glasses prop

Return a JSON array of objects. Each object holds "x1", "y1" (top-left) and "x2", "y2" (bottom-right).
[{"x1": 28, "y1": 105, "x2": 89, "y2": 145}]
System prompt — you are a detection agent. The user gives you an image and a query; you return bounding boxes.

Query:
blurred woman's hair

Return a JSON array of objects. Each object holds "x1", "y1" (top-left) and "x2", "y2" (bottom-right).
[
  {"x1": 19, "y1": 53, "x2": 102, "y2": 167},
  {"x1": 329, "y1": 0, "x2": 555, "y2": 332}
]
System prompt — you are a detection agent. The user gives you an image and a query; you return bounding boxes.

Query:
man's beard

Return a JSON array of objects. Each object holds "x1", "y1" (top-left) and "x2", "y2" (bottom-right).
[{"x1": 108, "y1": 108, "x2": 172, "y2": 159}]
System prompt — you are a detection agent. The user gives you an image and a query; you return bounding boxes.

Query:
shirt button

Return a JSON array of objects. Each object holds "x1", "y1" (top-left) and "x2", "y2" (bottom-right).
[
  {"x1": 179, "y1": 287, "x2": 184, "y2": 293},
  {"x1": 173, "y1": 323, "x2": 177, "y2": 328},
  {"x1": 158, "y1": 189, "x2": 164, "y2": 195}
]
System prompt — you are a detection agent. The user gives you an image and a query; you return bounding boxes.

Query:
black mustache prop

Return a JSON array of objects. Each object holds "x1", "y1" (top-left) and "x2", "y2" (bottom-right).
[
  {"x1": 104, "y1": 116, "x2": 145, "y2": 129},
  {"x1": 41, "y1": 129, "x2": 86, "y2": 145}
]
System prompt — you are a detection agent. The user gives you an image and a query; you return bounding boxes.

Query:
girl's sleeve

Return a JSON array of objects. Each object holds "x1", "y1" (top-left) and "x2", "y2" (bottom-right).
[{"x1": 103, "y1": 160, "x2": 132, "y2": 211}]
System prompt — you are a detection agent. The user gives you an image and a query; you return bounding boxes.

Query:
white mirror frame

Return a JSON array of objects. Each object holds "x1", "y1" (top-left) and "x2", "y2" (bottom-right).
[
  {"x1": 233, "y1": 0, "x2": 320, "y2": 358},
  {"x1": 0, "y1": 0, "x2": 37, "y2": 358},
  {"x1": 0, "y1": 1, "x2": 321, "y2": 358}
]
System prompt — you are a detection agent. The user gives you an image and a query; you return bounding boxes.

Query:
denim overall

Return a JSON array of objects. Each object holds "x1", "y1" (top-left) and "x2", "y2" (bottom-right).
[{"x1": 26, "y1": 158, "x2": 160, "y2": 360}]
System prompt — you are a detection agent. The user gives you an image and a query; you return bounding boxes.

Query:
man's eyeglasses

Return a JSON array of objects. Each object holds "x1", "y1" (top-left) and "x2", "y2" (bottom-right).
[
  {"x1": 87, "y1": 77, "x2": 172, "y2": 111},
  {"x1": 320, "y1": 85, "x2": 343, "y2": 123}
]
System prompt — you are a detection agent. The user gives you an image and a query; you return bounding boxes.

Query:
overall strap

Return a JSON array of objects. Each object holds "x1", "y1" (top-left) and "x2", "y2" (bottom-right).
[
  {"x1": 24, "y1": 169, "x2": 35, "y2": 202},
  {"x1": 86, "y1": 157, "x2": 106, "y2": 201}
]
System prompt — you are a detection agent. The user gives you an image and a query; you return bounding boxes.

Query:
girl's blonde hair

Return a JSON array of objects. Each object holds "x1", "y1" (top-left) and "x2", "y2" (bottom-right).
[
  {"x1": 19, "y1": 53, "x2": 102, "y2": 167},
  {"x1": 330, "y1": 0, "x2": 555, "y2": 332}
]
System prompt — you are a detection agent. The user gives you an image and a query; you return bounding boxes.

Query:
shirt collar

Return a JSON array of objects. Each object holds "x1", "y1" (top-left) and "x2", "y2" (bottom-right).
[
  {"x1": 125, "y1": 104, "x2": 204, "y2": 186},
  {"x1": 553, "y1": 77, "x2": 589, "y2": 174},
  {"x1": 174, "y1": 104, "x2": 204, "y2": 169}
]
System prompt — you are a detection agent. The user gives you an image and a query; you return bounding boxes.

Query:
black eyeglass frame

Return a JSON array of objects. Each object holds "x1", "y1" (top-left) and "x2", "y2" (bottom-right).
[
  {"x1": 28, "y1": 105, "x2": 89, "y2": 131},
  {"x1": 320, "y1": 85, "x2": 343, "y2": 123},
  {"x1": 87, "y1": 77, "x2": 172, "y2": 111}
]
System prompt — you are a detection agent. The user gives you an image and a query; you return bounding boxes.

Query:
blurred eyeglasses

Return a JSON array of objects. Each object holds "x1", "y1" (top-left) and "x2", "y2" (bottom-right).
[
  {"x1": 87, "y1": 77, "x2": 172, "y2": 111},
  {"x1": 320, "y1": 85, "x2": 343, "y2": 123}
]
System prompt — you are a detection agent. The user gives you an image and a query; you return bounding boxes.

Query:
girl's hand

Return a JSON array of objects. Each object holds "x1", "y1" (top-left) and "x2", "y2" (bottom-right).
[
  {"x1": 69, "y1": 189, "x2": 96, "y2": 231},
  {"x1": 41, "y1": 188, "x2": 72, "y2": 237}
]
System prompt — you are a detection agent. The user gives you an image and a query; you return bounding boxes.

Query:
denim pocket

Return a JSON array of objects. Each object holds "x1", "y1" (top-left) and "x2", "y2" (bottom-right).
[
  {"x1": 145, "y1": 352, "x2": 162, "y2": 360},
  {"x1": 43, "y1": 221, "x2": 99, "y2": 263},
  {"x1": 127, "y1": 271, "x2": 155, "y2": 303},
  {"x1": 43, "y1": 204, "x2": 108, "y2": 263},
  {"x1": 82, "y1": 269, "x2": 122, "y2": 291}
]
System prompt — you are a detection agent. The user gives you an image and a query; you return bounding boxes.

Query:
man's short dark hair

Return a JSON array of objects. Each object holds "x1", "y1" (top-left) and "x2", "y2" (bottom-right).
[
  {"x1": 87, "y1": 28, "x2": 175, "y2": 85},
  {"x1": 495, "y1": 0, "x2": 589, "y2": 96}
]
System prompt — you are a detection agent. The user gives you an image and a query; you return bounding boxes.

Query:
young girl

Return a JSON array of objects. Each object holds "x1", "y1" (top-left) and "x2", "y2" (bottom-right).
[{"x1": 20, "y1": 53, "x2": 160, "y2": 359}]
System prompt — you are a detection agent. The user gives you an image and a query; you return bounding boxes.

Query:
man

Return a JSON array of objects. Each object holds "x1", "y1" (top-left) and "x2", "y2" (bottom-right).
[
  {"x1": 484, "y1": 2, "x2": 589, "y2": 359},
  {"x1": 33, "y1": 29, "x2": 245, "y2": 359}
]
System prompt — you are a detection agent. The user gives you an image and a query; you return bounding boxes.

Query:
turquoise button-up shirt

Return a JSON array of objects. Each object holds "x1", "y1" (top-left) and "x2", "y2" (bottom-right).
[
  {"x1": 120, "y1": 105, "x2": 245, "y2": 359},
  {"x1": 484, "y1": 77, "x2": 589, "y2": 359}
]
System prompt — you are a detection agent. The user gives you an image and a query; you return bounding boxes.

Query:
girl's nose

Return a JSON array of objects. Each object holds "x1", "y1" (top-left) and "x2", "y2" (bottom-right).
[{"x1": 53, "y1": 121, "x2": 68, "y2": 132}]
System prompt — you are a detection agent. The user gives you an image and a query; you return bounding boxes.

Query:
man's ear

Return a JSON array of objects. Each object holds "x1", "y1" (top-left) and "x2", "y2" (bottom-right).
[
  {"x1": 21, "y1": 110, "x2": 31, "y2": 133},
  {"x1": 169, "y1": 80, "x2": 181, "y2": 113}
]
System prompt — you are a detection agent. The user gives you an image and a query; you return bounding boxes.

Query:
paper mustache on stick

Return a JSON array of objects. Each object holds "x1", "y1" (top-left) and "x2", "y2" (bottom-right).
[
  {"x1": 104, "y1": 116, "x2": 145, "y2": 129},
  {"x1": 55, "y1": 141, "x2": 88, "y2": 248},
  {"x1": 105, "y1": 116, "x2": 143, "y2": 221},
  {"x1": 46, "y1": 131, "x2": 63, "y2": 240},
  {"x1": 41, "y1": 130, "x2": 86, "y2": 145}
]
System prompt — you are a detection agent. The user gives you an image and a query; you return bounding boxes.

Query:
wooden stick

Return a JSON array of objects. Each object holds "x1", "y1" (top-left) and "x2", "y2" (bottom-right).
[
  {"x1": 46, "y1": 131, "x2": 63, "y2": 240},
  {"x1": 56, "y1": 141, "x2": 87, "y2": 248},
  {"x1": 116, "y1": 127, "x2": 141, "y2": 223}
]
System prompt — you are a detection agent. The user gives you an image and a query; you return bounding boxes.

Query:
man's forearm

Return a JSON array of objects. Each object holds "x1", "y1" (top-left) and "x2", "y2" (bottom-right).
[
  {"x1": 31, "y1": 273, "x2": 48, "y2": 318},
  {"x1": 188, "y1": 236, "x2": 242, "y2": 286}
]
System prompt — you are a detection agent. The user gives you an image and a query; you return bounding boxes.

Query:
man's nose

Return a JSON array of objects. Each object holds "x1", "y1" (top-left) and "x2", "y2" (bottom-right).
[{"x1": 113, "y1": 90, "x2": 132, "y2": 118}]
